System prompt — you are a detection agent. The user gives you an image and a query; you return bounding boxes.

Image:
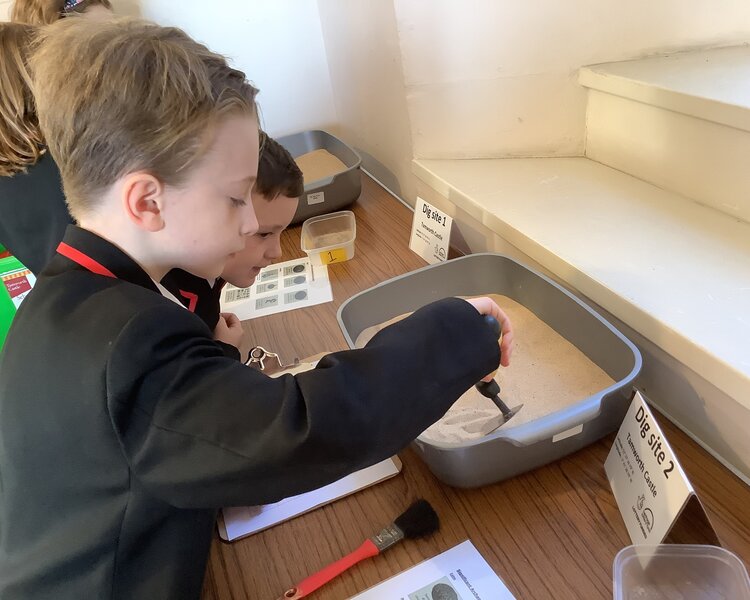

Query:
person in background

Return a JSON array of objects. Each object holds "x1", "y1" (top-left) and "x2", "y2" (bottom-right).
[
  {"x1": 0, "y1": 22, "x2": 73, "y2": 275},
  {"x1": 0, "y1": 16, "x2": 512, "y2": 599},
  {"x1": 162, "y1": 133, "x2": 303, "y2": 332},
  {"x1": 0, "y1": 0, "x2": 114, "y2": 274},
  {"x1": 10, "y1": 0, "x2": 112, "y2": 24}
]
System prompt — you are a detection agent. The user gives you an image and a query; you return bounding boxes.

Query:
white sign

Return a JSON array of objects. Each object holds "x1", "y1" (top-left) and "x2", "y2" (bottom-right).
[
  {"x1": 605, "y1": 392, "x2": 717, "y2": 545},
  {"x1": 409, "y1": 197, "x2": 453, "y2": 264}
]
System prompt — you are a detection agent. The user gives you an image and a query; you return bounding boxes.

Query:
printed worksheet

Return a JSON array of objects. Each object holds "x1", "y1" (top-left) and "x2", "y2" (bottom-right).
[
  {"x1": 350, "y1": 540, "x2": 516, "y2": 600},
  {"x1": 219, "y1": 257, "x2": 332, "y2": 320}
]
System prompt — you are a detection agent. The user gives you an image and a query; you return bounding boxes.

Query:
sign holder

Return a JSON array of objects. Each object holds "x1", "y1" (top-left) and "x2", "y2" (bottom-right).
[{"x1": 605, "y1": 392, "x2": 719, "y2": 546}]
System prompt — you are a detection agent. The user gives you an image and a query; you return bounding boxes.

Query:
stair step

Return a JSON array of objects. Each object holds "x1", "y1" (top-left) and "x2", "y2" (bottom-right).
[
  {"x1": 579, "y1": 46, "x2": 750, "y2": 224},
  {"x1": 579, "y1": 45, "x2": 750, "y2": 131}
]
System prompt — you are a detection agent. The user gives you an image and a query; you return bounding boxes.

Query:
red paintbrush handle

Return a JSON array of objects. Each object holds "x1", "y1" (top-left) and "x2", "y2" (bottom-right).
[{"x1": 281, "y1": 538, "x2": 380, "y2": 599}]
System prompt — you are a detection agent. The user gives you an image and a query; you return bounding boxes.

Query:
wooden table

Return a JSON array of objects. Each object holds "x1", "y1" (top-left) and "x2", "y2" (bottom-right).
[{"x1": 201, "y1": 175, "x2": 750, "y2": 600}]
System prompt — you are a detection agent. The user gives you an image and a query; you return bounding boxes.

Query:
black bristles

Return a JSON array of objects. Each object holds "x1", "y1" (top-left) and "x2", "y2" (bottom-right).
[{"x1": 394, "y1": 499, "x2": 439, "y2": 539}]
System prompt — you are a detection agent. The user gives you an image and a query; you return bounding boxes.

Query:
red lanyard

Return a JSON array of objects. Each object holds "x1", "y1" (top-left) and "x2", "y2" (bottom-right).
[
  {"x1": 57, "y1": 242, "x2": 116, "y2": 278},
  {"x1": 57, "y1": 241, "x2": 199, "y2": 313}
]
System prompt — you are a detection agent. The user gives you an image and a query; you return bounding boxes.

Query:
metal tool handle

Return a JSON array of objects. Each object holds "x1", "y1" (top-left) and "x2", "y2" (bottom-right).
[
  {"x1": 475, "y1": 379, "x2": 514, "y2": 419},
  {"x1": 482, "y1": 313, "x2": 503, "y2": 370},
  {"x1": 483, "y1": 314, "x2": 501, "y2": 338},
  {"x1": 476, "y1": 315, "x2": 513, "y2": 417},
  {"x1": 475, "y1": 378, "x2": 501, "y2": 398}
]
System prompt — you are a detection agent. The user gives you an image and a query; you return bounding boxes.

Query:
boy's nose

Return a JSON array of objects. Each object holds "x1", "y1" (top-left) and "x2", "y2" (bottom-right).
[
  {"x1": 241, "y1": 203, "x2": 259, "y2": 236},
  {"x1": 267, "y1": 240, "x2": 282, "y2": 260}
]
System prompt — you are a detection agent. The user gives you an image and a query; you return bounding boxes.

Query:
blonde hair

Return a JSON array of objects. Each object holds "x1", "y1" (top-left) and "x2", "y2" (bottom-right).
[
  {"x1": 31, "y1": 17, "x2": 259, "y2": 218},
  {"x1": 0, "y1": 22, "x2": 43, "y2": 178},
  {"x1": 11, "y1": 0, "x2": 112, "y2": 25}
]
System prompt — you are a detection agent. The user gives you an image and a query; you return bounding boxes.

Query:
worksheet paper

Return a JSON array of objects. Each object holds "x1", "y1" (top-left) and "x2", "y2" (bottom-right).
[
  {"x1": 220, "y1": 458, "x2": 401, "y2": 541},
  {"x1": 350, "y1": 540, "x2": 516, "y2": 600},
  {"x1": 219, "y1": 257, "x2": 332, "y2": 320}
]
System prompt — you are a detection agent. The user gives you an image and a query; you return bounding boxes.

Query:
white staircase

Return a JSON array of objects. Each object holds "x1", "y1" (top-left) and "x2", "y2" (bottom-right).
[
  {"x1": 412, "y1": 45, "x2": 750, "y2": 482},
  {"x1": 579, "y1": 45, "x2": 750, "y2": 224}
]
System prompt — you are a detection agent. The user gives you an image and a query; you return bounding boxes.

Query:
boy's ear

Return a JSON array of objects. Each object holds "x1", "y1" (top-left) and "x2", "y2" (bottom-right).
[{"x1": 121, "y1": 172, "x2": 166, "y2": 232}]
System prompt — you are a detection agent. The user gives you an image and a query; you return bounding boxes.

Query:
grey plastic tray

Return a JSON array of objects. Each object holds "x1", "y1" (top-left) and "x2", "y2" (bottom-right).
[
  {"x1": 277, "y1": 130, "x2": 362, "y2": 225},
  {"x1": 337, "y1": 253, "x2": 642, "y2": 488}
]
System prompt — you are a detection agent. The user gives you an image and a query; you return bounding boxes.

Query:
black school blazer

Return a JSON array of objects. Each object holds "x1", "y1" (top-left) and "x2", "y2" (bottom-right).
[
  {"x1": 0, "y1": 152, "x2": 73, "y2": 274},
  {"x1": 0, "y1": 225, "x2": 499, "y2": 600}
]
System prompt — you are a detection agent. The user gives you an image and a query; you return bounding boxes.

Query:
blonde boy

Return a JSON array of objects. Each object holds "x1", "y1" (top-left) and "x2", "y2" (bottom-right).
[{"x1": 0, "y1": 17, "x2": 511, "y2": 600}]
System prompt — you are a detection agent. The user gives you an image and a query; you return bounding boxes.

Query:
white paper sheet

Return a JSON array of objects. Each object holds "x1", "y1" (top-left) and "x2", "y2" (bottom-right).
[
  {"x1": 219, "y1": 257, "x2": 332, "y2": 320},
  {"x1": 221, "y1": 458, "x2": 401, "y2": 541},
  {"x1": 350, "y1": 540, "x2": 516, "y2": 600}
]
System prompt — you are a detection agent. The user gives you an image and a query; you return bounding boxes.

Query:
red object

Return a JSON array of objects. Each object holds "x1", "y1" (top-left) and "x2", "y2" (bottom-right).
[
  {"x1": 5, "y1": 276, "x2": 32, "y2": 299},
  {"x1": 0, "y1": 250, "x2": 11, "y2": 259},
  {"x1": 179, "y1": 290, "x2": 199, "y2": 313},
  {"x1": 281, "y1": 539, "x2": 380, "y2": 599},
  {"x1": 57, "y1": 242, "x2": 116, "y2": 278}
]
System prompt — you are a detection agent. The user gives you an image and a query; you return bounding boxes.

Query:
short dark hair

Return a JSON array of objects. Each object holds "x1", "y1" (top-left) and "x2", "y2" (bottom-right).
[{"x1": 255, "y1": 133, "x2": 304, "y2": 200}]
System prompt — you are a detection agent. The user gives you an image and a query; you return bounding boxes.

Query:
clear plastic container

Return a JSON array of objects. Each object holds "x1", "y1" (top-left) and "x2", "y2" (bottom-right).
[
  {"x1": 613, "y1": 544, "x2": 750, "y2": 599},
  {"x1": 300, "y1": 210, "x2": 356, "y2": 266}
]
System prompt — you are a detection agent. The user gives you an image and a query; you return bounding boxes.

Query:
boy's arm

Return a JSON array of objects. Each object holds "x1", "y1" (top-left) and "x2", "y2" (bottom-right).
[
  {"x1": 214, "y1": 339, "x2": 241, "y2": 361},
  {"x1": 106, "y1": 297, "x2": 499, "y2": 509},
  {"x1": 213, "y1": 312, "x2": 244, "y2": 360}
]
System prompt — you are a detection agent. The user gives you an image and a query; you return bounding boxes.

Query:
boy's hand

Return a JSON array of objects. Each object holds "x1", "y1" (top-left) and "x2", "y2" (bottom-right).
[
  {"x1": 214, "y1": 312, "x2": 244, "y2": 349},
  {"x1": 464, "y1": 297, "x2": 514, "y2": 381}
]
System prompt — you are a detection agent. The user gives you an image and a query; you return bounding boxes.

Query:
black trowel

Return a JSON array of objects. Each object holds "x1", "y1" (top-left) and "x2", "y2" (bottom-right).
[
  {"x1": 476, "y1": 315, "x2": 524, "y2": 431},
  {"x1": 475, "y1": 378, "x2": 523, "y2": 425}
]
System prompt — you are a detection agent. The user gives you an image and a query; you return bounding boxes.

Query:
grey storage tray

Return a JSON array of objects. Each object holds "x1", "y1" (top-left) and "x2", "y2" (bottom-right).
[
  {"x1": 337, "y1": 253, "x2": 642, "y2": 488},
  {"x1": 278, "y1": 130, "x2": 362, "y2": 225}
]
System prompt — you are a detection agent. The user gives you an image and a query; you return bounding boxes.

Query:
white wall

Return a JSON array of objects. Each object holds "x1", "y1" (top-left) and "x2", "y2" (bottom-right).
[
  {"x1": 3, "y1": 0, "x2": 337, "y2": 139},
  {"x1": 317, "y1": 0, "x2": 416, "y2": 202},
  {"x1": 9, "y1": 0, "x2": 750, "y2": 201},
  {"x1": 127, "y1": 0, "x2": 338, "y2": 139},
  {"x1": 394, "y1": 0, "x2": 750, "y2": 159}
]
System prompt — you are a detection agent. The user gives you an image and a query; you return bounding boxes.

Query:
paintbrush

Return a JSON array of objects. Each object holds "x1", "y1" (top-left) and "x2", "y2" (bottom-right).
[{"x1": 277, "y1": 499, "x2": 439, "y2": 600}]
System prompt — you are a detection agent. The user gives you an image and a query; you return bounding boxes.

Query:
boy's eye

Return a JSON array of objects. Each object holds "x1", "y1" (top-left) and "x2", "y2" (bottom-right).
[
  {"x1": 257, "y1": 232, "x2": 273, "y2": 239},
  {"x1": 230, "y1": 197, "x2": 246, "y2": 207}
]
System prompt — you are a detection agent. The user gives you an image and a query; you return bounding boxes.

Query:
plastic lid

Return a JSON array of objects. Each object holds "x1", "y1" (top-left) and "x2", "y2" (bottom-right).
[{"x1": 613, "y1": 544, "x2": 750, "y2": 599}]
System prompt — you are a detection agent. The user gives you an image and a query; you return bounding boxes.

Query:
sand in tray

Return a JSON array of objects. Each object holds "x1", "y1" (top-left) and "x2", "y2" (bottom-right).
[
  {"x1": 307, "y1": 232, "x2": 351, "y2": 248},
  {"x1": 295, "y1": 149, "x2": 347, "y2": 185},
  {"x1": 354, "y1": 294, "x2": 615, "y2": 443}
]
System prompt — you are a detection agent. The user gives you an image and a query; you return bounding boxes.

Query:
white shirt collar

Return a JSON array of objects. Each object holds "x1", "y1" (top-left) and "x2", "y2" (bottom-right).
[{"x1": 153, "y1": 280, "x2": 186, "y2": 308}]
